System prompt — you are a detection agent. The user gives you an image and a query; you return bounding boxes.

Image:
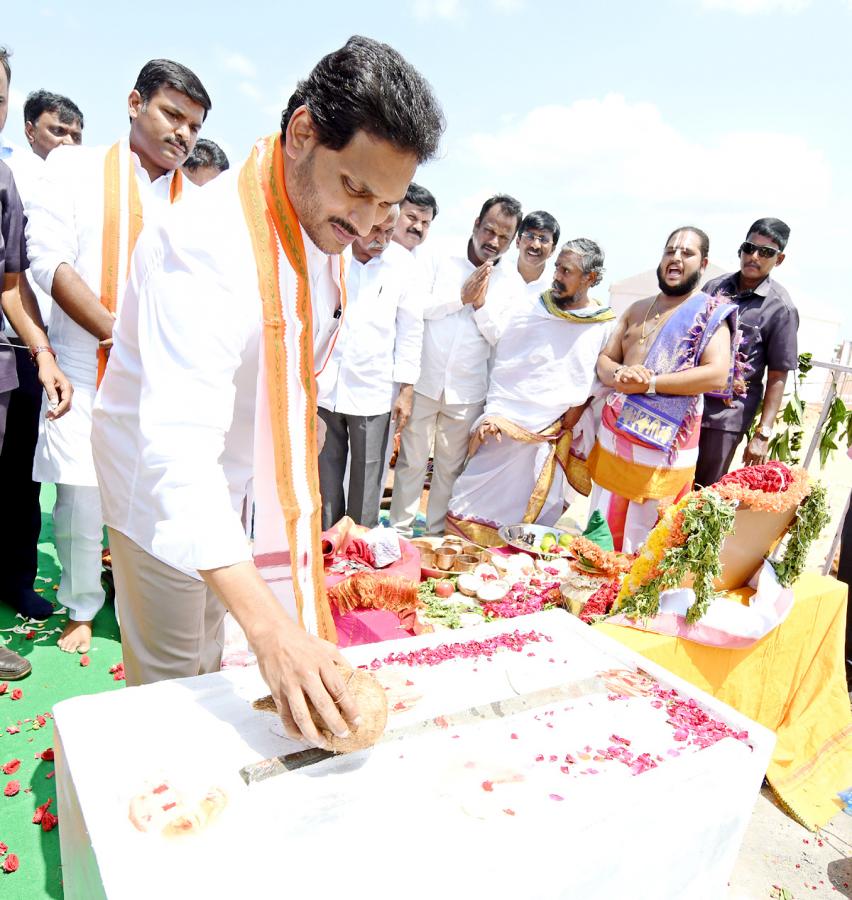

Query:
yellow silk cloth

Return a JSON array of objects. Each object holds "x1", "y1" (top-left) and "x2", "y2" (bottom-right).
[{"x1": 596, "y1": 573, "x2": 852, "y2": 830}]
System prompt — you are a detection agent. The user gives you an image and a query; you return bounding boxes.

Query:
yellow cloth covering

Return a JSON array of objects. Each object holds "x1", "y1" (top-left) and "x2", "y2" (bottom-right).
[{"x1": 596, "y1": 573, "x2": 852, "y2": 830}]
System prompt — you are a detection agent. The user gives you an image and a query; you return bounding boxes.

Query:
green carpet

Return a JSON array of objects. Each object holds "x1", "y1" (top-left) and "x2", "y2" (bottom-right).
[{"x1": 0, "y1": 484, "x2": 123, "y2": 899}]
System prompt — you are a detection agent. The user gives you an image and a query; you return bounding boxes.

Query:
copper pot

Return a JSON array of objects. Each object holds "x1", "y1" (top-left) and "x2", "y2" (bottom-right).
[
  {"x1": 420, "y1": 550, "x2": 437, "y2": 569},
  {"x1": 453, "y1": 554, "x2": 479, "y2": 573},
  {"x1": 434, "y1": 547, "x2": 458, "y2": 570}
]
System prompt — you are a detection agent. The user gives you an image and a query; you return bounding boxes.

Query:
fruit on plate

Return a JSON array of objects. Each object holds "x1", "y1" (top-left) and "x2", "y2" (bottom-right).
[
  {"x1": 539, "y1": 532, "x2": 557, "y2": 552},
  {"x1": 434, "y1": 579, "x2": 455, "y2": 598},
  {"x1": 558, "y1": 533, "x2": 573, "y2": 548}
]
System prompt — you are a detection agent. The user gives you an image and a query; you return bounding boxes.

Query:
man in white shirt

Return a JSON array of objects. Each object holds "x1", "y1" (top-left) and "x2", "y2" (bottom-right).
[
  {"x1": 0, "y1": 50, "x2": 83, "y2": 621},
  {"x1": 447, "y1": 239, "x2": 616, "y2": 543},
  {"x1": 317, "y1": 205, "x2": 423, "y2": 529},
  {"x1": 27, "y1": 58, "x2": 211, "y2": 653},
  {"x1": 392, "y1": 182, "x2": 437, "y2": 253},
  {"x1": 389, "y1": 193, "x2": 522, "y2": 536},
  {"x1": 91, "y1": 37, "x2": 444, "y2": 748},
  {"x1": 515, "y1": 210, "x2": 559, "y2": 299}
]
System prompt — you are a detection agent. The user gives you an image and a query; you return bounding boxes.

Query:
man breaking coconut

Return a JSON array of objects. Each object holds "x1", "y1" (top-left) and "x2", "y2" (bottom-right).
[{"x1": 92, "y1": 37, "x2": 444, "y2": 748}]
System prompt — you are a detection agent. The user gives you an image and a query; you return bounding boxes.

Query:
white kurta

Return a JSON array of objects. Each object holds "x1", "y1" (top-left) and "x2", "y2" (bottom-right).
[
  {"x1": 449, "y1": 296, "x2": 614, "y2": 531},
  {"x1": 26, "y1": 139, "x2": 186, "y2": 485},
  {"x1": 317, "y1": 240, "x2": 423, "y2": 416},
  {"x1": 91, "y1": 167, "x2": 343, "y2": 630}
]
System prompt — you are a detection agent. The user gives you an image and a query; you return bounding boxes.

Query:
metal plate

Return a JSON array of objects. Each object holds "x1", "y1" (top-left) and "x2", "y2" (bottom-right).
[{"x1": 497, "y1": 523, "x2": 580, "y2": 559}]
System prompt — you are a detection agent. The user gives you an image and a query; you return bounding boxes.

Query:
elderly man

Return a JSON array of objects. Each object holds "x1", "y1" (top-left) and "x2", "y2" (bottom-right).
[
  {"x1": 695, "y1": 218, "x2": 798, "y2": 486},
  {"x1": 182, "y1": 137, "x2": 230, "y2": 186},
  {"x1": 27, "y1": 58, "x2": 211, "y2": 653},
  {"x1": 390, "y1": 193, "x2": 522, "y2": 536},
  {"x1": 92, "y1": 37, "x2": 443, "y2": 747},
  {"x1": 0, "y1": 50, "x2": 83, "y2": 621},
  {"x1": 317, "y1": 205, "x2": 424, "y2": 529},
  {"x1": 587, "y1": 227, "x2": 741, "y2": 552},
  {"x1": 515, "y1": 210, "x2": 560, "y2": 299},
  {"x1": 448, "y1": 239, "x2": 615, "y2": 544}
]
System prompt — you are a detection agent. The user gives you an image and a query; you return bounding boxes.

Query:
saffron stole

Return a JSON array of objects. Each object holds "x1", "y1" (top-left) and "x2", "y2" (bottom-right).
[
  {"x1": 237, "y1": 134, "x2": 345, "y2": 641},
  {"x1": 98, "y1": 140, "x2": 183, "y2": 385}
]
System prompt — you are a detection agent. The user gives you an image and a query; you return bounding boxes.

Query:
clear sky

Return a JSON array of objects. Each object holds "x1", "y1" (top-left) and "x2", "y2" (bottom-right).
[{"x1": 3, "y1": 0, "x2": 851, "y2": 338}]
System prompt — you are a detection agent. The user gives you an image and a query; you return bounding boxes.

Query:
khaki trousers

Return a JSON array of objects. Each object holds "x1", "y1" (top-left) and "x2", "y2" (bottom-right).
[{"x1": 107, "y1": 528, "x2": 226, "y2": 686}]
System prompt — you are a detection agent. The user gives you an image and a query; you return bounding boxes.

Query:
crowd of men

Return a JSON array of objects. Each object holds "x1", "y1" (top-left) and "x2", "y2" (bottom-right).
[{"x1": 0, "y1": 38, "x2": 797, "y2": 746}]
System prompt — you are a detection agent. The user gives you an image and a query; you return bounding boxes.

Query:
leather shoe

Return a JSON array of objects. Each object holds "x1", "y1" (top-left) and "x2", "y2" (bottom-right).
[{"x1": 0, "y1": 645, "x2": 31, "y2": 680}]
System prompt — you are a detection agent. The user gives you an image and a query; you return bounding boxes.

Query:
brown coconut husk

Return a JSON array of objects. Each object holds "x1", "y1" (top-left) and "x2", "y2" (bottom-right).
[
  {"x1": 252, "y1": 665, "x2": 388, "y2": 753},
  {"x1": 328, "y1": 572, "x2": 420, "y2": 615}
]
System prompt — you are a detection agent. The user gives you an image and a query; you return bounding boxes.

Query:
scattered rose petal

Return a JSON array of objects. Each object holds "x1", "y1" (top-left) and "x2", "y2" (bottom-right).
[
  {"x1": 40, "y1": 811, "x2": 57, "y2": 832},
  {"x1": 4, "y1": 781, "x2": 20, "y2": 797},
  {"x1": 79, "y1": 656, "x2": 90, "y2": 668},
  {"x1": 5, "y1": 727, "x2": 19, "y2": 735},
  {"x1": 32, "y1": 798, "x2": 52, "y2": 824},
  {"x1": 481, "y1": 780, "x2": 494, "y2": 792},
  {"x1": 2, "y1": 853, "x2": 18, "y2": 873},
  {"x1": 35, "y1": 716, "x2": 46, "y2": 728},
  {"x1": 40, "y1": 749, "x2": 54, "y2": 762},
  {"x1": 549, "y1": 793, "x2": 564, "y2": 801},
  {"x1": 0, "y1": 841, "x2": 6, "y2": 854},
  {"x1": 0, "y1": 683, "x2": 6, "y2": 695},
  {"x1": 24, "y1": 631, "x2": 35, "y2": 641},
  {"x1": 502, "y1": 808, "x2": 516, "y2": 816},
  {"x1": 2, "y1": 760, "x2": 20, "y2": 775},
  {"x1": 10, "y1": 690, "x2": 22, "y2": 702},
  {"x1": 510, "y1": 733, "x2": 518, "y2": 740}
]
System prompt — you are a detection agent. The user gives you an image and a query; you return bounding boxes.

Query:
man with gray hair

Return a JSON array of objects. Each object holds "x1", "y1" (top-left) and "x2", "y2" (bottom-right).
[{"x1": 447, "y1": 239, "x2": 615, "y2": 543}]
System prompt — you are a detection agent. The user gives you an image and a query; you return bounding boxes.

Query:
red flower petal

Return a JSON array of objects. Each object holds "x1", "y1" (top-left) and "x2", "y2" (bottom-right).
[
  {"x1": 2, "y1": 853, "x2": 19, "y2": 873},
  {"x1": 481, "y1": 780, "x2": 494, "y2": 792},
  {"x1": 24, "y1": 631, "x2": 36, "y2": 641},
  {"x1": 10, "y1": 690, "x2": 22, "y2": 702},
  {"x1": 40, "y1": 749, "x2": 54, "y2": 762},
  {"x1": 2, "y1": 760, "x2": 20, "y2": 775},
  {"x1": 79, "y1": 656, "x2": 90, "y2": 668},
  {"x1": 0, "y1": 841, "x2": 7, "y2": 854},
  {"x1": 35, "y1": 716, "x2": 46, "y2": 728},
  {"x1": 502, "y1": 808, "x2": 516, "y2": 816},
  {"x1": 41, "y1": 811, "x2": 58, "y2": 832},
  {"x1": 549, "y1": 793, "x2": 565, "y2": 801},
  {"x1": 32, "y1": 797, "x2": 52, "y2": 824},
  {"x1": 0, "y1": 683, "x2": 6, "y2": 695},
  {"x1": 5, "y1": 727, "x2": 19, "y2": 735},
  {"x1": 4, "y1": 780, "x2": 20, "y2": 797}
]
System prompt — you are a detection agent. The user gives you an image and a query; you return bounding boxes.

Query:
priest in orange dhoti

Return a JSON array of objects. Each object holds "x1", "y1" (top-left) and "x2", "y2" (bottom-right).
[{"x1": 91, "y1": 37, "x2": 444, "y2": 749}]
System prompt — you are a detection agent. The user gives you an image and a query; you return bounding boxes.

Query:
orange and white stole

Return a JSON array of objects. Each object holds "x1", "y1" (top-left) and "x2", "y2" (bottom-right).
[
  {"x1": 98, "y1": 139, "x2": 183, "y2": 384},
  {"x1": 237, "y1": 134, "x2": 345, "y2": 641}
]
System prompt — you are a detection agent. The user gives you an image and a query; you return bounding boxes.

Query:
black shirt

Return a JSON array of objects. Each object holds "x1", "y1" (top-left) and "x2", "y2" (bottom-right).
[
  {"x1": 0, "y1": 161, "x2": 28, "y2": 393},
  {"x1": 701, "y1": 271, "x2": 798, "y2": 434}
]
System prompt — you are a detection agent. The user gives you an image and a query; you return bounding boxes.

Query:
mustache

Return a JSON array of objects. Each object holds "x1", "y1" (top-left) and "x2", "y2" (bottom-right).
[
  {"x1": 165, "y1": 136, "x2": 188, "y2": 155},
  {"x1": 406, "y1": 226, "x2": 422, "y2": 235},
  {"x1": 330, "y1": 216, "x2": 358, "y2": 238},
  {"x1": 366, "y1": 240, "x2": 385, "y2": 250}
]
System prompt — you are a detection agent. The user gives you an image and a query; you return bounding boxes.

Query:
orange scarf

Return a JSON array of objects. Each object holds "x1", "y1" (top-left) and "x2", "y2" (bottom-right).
[
  {"x1": 98, "y1": 141, "x2": 183, "y2": 384},
  {"x1": 237, "y1": 133, "x2": 345, "y2": 641}
]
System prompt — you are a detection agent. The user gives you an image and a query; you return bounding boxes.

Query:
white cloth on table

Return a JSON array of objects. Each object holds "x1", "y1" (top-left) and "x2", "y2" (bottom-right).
[
  {"x1": 92, "y1": 163, "x2": 344, "y2": 635},
  {"x1": 26, "y1": 139, "x2": 186, "y2": 486},
  {"x1": 317, "y1": 240, "x2": 423, "y2": 416}
]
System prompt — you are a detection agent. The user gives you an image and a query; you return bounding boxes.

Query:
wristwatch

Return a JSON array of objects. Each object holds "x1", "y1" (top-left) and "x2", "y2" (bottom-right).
[
  {"x1": 646, "y1": 374, "x2": 657, "y2": 395},
  {"x1": 756, "y1": 424, "x2": 772, "y2": 439}
]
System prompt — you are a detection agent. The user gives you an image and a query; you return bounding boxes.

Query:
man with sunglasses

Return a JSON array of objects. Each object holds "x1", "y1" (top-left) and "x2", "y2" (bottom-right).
[{"x1": 694, "y1": 218, "x2": 797, "y2": 487}]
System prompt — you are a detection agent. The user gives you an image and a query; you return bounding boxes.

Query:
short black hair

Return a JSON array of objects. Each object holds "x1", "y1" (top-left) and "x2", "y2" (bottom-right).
[
  {"x1": 404, "y1": 182, "x2": 438, "y2": 218},
  {"x1": 747, "y1": 217, "x2": 790, "y2": 252},
  {"x1": 477, "y1": 194, "x2": 523, "y2": 233},
  {"x1": 183, "y1": 138, "x2": 229, "y2": 173},
  {"x1": 24, "y1": 90, "x2": 84, "y2": 129},
  {"x1": 665, "y1": 225, "x2": 710, "y2": 259},
  {"x1": 519, "y1": 210, "x2": 560, "y2": 247},
  {"x1": 281, "y1": 36, "x2": 444, "y2": 164},
  {"x1": 0, "y1": 46, "x2": 11, "y2": 83},
  {"x1": 134, "y1": 59, "x2": 211, "y2": 121}
]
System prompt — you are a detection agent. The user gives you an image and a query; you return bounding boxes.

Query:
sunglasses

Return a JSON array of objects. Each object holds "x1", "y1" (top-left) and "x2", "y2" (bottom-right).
[
  {"x1": 738, "y1": 241, "x2": 780, "y2": 259},
  {"x1": 520, "y1": 231, "x2": 553, "y2": 246}
]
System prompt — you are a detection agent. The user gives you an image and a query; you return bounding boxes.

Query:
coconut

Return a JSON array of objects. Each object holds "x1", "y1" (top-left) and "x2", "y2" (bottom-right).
[
  {"x1": 457, "y1": 573, "x2": 482, "y2": 597},
  {"x1": 535, "y1": 556, "x2": 569, "y2": 578},
  {"x1": 473, "y1": 563, "x2": 499, "y2": 580},
  {"x1": 476, "y1": 579, "x2": 510, "y2": 603},
  {"x1": 252, "y1": 665, "x2": 388, "y2": 753}
]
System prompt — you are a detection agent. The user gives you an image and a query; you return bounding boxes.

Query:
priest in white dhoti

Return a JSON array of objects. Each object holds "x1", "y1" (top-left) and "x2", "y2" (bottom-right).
[
  {"x1": 316, "y1": 205, "x2": 424, "y2": 529},
  {"x1": 91, "y1": 37, "x2": 444, "y2": 748},
  {"x1": 25, "y1": 59, "x2": 211, "y2": 653},
  {"x1": 447, "y1": 239, "x2": 615, "y2": 545}
]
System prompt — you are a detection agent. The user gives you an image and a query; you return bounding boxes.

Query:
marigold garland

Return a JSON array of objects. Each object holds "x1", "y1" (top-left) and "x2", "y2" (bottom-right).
[{"x1": 569, "y1": 536, "x2": 634, "y2": 577}]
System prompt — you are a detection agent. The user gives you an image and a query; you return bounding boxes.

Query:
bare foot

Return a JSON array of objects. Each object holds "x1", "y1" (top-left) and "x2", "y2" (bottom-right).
[{"x1": 58, "y1": 620, "x2": 93, "y2": 654}]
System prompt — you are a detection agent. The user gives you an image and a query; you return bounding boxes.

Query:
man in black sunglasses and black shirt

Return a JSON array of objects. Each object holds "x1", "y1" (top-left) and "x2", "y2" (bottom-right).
[{"x1": 694, "y1": 217, "x2": 797, "y2": 487}]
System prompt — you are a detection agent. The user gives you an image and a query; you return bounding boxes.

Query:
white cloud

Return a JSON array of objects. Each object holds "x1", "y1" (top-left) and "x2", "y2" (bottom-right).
[
  {"x1": 238, "y1": 81, "x2": 262, "y2": 101},
  {"x1": 460, "y1": 93, "x2": 830, "y2": 212},
  {"x1": 222, "y1": 52, "x2": 257, "y2": 79},
  {"x1": 412, "y1": 0, "x2": 464, "y2": 20},
  {"x1": 698, "y1": 0, "x2": 811, "y2": 12}
]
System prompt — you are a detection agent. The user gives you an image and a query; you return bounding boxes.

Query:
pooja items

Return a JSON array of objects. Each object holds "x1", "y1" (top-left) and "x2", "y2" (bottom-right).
[
  {"x1": 498, "y1": 523, "x2": 578, "y2": 558},
  {"x1": 434, "y1": 547, "x2": 458, "y2": 571},
  {"x1": 453, "y1": 554, "x2": 479, "y2": 573}
]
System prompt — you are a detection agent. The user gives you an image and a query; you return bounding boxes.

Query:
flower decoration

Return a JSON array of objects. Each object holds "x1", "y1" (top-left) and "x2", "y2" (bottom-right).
[
  {"x1": 713, "y1": 461, "x2": 810, "y2": 513},
  {"x1": 569, "y1": 537, "x2": 634, "y2": 577}
]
